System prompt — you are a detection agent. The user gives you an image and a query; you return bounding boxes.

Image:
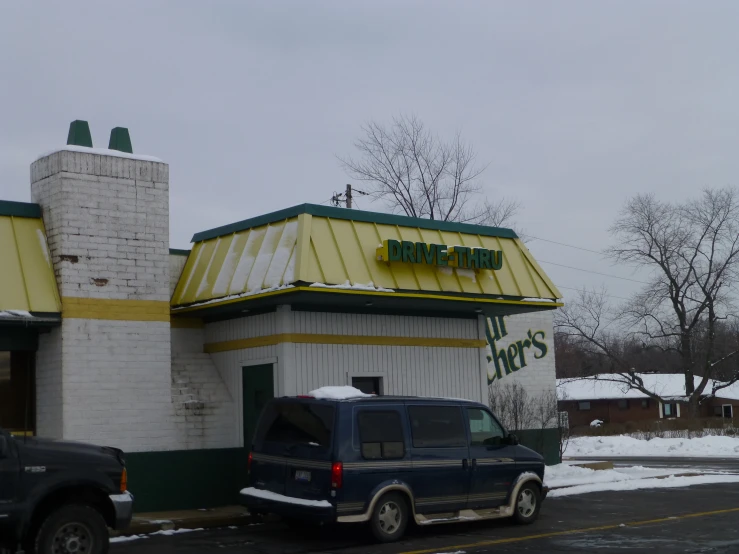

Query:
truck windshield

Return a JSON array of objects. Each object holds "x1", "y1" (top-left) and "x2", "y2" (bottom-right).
[{"x1": 255, "y1": 401, "x2": 335, "y2": 448}]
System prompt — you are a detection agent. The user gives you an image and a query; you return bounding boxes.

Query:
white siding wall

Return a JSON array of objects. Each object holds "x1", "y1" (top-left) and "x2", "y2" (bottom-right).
[{"x1": 205, "y1": 309, "x2": 485, "y2": 447}]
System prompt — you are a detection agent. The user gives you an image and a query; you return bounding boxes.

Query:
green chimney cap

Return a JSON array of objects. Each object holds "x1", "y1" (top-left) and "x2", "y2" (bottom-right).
[
  {"x1": 108, "y1": 127, "x2": 133, "y2": 154},
  {"x1": 66, "y1": 120, "x2": 93, "y2": 148}
]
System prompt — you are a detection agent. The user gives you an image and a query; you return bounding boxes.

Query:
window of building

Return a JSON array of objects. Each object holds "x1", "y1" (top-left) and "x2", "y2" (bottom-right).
[
  {"x1": 467, "y1": 408, "x2": 505, "y2": 446},
  {"x1": 352, "y1": 376, "x2": 382, "y2": 396},
  {"x1": 663, "y1": 403, "x2": 677, "y2": 417},
  {"x1": 641, "y1": 399, "x2": 650, "y2": 409},
  {"x1": 617, "y1": 399, "x2": 629, "y2": 411},
  {"x1": 0, "y1": 351, "x2": 35, "y2": 434},
  {"x1": 723, "y1": 405, "x2": 733, "y2": 419},
  {"x1": 357, "y1": 411, "x2": 405, "y2": 459},
  {"x1": 578, "y1": 401, "x2": 591, "y2": 411},
  {"x1": 407, "y1": 406, "x2": 466, "y2": 448}
]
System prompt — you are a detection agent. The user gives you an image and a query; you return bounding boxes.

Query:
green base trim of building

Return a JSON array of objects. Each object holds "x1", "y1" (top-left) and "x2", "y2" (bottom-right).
[
  {"x1": 126, "y1": 433, "x2": 560, "y2": 512},
  {"x1": 126, "y1": 448, "x2": 248, "y2": 512},
  {"x1": 516, "y1": 428, "x2": 561, "y2": 466}
]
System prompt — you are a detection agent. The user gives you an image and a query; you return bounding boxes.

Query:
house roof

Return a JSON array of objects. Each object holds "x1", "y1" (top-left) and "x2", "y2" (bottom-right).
[
  {"x1": 171, "y1": 204, "x2": 562, "y2": 314},
  {"x1": 557, "y1": 373, "x2": 739, "y2": 402}
]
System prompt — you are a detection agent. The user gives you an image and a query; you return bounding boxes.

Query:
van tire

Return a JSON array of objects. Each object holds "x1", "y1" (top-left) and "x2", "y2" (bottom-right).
[
  {"x1": 370, "y1": 492, "x2": 408, "y2": 543},
  {"x1": 33, "y1": 503, "x2": 109, "y2": 554},
  {"x1": 512, "y1": 483, "x2": 541, "y2": 525}
]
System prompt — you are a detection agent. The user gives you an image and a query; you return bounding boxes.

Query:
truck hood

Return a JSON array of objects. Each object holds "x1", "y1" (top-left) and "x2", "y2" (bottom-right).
[{"x1": 17, "y1": 437, "x2": 124, "y2": 466}]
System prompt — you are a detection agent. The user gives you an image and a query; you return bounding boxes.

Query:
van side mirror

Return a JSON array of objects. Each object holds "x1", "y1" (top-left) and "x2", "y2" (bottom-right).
[
  {"x1": 506, "y1": 433, "x2": 519, "y2": 446},
  {"x1": 0, "y1": 436, "x2": 8, "y2": 458}
]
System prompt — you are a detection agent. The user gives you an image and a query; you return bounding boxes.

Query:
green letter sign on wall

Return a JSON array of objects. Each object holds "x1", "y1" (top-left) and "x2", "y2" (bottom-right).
[
  {"x1": 376, "y1": 239, "x2": 503, "y2": 270},
  {"x1": 485, "y1": 316, "x2": 548, "y2": 384}
]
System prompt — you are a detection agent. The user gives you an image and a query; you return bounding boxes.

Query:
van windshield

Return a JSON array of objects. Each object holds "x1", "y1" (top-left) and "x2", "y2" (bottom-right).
[{"x1": 255, "y1": 401, "x2": 335, "y2": 448}]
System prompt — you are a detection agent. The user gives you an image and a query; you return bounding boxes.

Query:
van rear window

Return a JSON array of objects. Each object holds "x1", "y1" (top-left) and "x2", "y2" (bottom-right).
[{"x1": 255, "y1": 402, "x2": 335, "y2": 447}]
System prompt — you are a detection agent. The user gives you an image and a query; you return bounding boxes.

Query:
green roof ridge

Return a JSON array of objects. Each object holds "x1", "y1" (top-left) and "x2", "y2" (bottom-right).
[
  {"x1": 191, "y1": 204, "x2": 518, "y2": 243},
  {"x1": 0, "y1": 200, "x2": 42, "y2": 218}
]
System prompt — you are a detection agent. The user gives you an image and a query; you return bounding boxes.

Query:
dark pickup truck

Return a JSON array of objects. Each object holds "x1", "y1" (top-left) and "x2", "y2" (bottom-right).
[{"x1": 0, "y1": 427, "x2": 133, "y2": 554}]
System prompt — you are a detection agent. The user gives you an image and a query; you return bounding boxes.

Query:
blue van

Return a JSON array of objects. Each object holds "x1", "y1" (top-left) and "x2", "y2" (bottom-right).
[{"x1": 240, "y1": 392, "x2": 547, "y2": 542}]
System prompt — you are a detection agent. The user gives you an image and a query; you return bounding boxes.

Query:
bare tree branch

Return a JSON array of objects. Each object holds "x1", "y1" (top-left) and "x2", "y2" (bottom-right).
[{"x1": 339, "y1": 114, "x2": 519, "y2": 228}]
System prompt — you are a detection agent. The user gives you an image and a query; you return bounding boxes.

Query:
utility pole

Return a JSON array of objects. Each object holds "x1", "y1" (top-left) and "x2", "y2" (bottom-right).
[{"x1": 330, "y1": 184, "x2": 367, "y2": 209}]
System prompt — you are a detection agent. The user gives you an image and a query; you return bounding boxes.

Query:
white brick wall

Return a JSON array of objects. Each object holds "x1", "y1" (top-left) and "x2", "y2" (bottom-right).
[
  {"x1": 483, "y1": 311, "x2": 557, "y2": 426},
  {"x1": 171, "y1": 327, "x2": 205, "y2": 355},
  {"x1": 31, "y1": 150, "x2": 178, "y2": 452},
  {"x1": 171, "y1": 353, "x2": 235, "y2": 449},
  {"x1": 35, "y1": 328, "x2": 63, "y2": 438}
]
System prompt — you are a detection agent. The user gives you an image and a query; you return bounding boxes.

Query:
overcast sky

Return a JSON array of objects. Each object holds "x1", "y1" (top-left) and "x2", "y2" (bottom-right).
[{"x1": 3, "y1": 1, "x2": 739, "y2": 302}]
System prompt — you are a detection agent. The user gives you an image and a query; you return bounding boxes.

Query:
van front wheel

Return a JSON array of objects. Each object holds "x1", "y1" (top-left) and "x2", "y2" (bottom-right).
[
  {"x1": 513, "y1": 483, "x2": 541, "y2": 524},
  {"x1": 370, "y1": 492, "x2": 408, "y2": 543}
]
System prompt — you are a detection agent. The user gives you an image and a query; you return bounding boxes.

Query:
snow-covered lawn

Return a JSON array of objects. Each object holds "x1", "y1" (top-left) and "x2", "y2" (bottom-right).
[
  {"x1": 545, "y1": 462, "x2": 739, "y2": 497},
  {"x1": 567, "y1": 434, "x2": 739, "y2": 458}
]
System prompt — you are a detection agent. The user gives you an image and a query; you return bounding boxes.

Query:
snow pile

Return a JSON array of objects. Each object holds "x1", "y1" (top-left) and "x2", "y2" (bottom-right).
[
  {"x1": 567, "y1": 435, "x2": 739, "y2": 458},
  {"x1": 36, "y1": 145, "x2": 163, "y2": 163},
  {"x1": 308, "y1": 386, "x2": 372, "y2": 400},
  {"x1": 241, "y1": 487, "x2": 332, "y2": 507},
  {"x1": 309, "y1": 281, "x2": 395, "y2": 292},
  {"x1": 590, "y1": 419, "x2": 603, "y2": 428},
  {"x1": 0, "y1": 310, "x2": 33, "y2": 319},
  {"x1": 549, "y1": 473, "x2": 739, "y2": 498},
  {"x1": 546, "y1": 463, "x2": 687, "y2": 489}
]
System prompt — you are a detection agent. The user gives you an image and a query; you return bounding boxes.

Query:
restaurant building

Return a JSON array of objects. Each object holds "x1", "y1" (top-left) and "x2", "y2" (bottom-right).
[{"x1": 0, "y1": 122, "x2": 563, "y2": 510}]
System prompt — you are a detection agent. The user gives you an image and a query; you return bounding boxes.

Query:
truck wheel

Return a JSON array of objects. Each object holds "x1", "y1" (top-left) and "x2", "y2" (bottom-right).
[
  {"x1": 512, "y1": 483, "x2": 541, "y2": 525},
  {"x1": 370, "y1": 492, "x2": 408, "y2": 543},
  {"x1": 34, "y1": 504, "x2": 109, "y2": 554}
]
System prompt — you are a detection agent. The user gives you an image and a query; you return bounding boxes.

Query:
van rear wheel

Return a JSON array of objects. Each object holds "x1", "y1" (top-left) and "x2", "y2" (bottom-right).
[{"x1": 370, "y1": 492, "x2": 408, "y2": 543}]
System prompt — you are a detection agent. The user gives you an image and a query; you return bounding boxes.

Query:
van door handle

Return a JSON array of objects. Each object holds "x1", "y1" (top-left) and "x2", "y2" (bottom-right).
[{"x1": 462, "y1": 459, "x2": 468, "y2": 470}]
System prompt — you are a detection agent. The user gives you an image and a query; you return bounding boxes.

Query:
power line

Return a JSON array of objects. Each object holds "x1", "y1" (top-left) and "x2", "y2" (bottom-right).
[
  {"x1": 555, "y1": 284, "x2": 631, "y2": 301},
  {"x1": 527, "y1": 235, "x2": 603, "y2": 255},
  {"x1": 539, "y1": 259, "x2": 650, "y2": 284}
]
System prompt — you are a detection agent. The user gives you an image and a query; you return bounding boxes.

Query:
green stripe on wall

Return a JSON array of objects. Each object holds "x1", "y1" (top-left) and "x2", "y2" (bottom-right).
[{"x1": 125, "y1": 448, "x2": 248, "y2": 512}]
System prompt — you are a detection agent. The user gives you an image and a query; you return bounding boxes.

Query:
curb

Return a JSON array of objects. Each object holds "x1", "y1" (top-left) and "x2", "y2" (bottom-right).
[{"x1": 110, "y1": 510, "x2": 261, "y2": 537}]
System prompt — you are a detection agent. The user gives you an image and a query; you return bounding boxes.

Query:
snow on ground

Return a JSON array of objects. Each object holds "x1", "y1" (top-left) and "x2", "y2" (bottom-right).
[
  {"x1": 548, "y1": 473, "x2": 739, "y2": 498},
  {"x1": 110, "y1": 528, "x2": 204, "y2": 543},
  {"x1": 546, "y1": 461, "x2": 739, "y2": 497},
  {"x1": 567, "y1": 435, "x2": 739, "y2": 458},
  {"x1": 545, "y1": 463, "x2": 686, "y2": 489}
]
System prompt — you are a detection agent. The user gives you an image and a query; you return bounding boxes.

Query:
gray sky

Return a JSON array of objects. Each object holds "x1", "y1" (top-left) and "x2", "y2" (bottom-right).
[{"x1": 3, "y1": 1, "x2": 739, "y2": 302}]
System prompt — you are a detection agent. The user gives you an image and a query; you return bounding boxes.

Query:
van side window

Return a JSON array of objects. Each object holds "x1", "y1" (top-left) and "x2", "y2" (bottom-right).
[
  {"x1": 357, "y1": 411, "x2": 405, "y2": 459},
  {"x1": 467, "y1": 408, "x2": 505, "y2": 446},
  {"x1": 407, "y1": 406, "x2": 466, "y2": 448}
]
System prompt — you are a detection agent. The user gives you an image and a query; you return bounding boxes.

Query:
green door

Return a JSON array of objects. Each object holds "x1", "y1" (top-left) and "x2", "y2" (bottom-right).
[{"x1": 242, "y1": 364, "x2": 274, "y2": 448}]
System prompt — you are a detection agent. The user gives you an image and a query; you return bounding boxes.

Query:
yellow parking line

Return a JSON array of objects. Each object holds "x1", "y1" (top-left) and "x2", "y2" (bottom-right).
[{"x1": 400, "y1": 507, "x2": 739, "y2": 554}]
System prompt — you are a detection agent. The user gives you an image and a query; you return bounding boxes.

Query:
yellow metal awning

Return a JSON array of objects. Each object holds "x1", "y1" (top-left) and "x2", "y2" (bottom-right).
[
  {"x1": 0, "y1": 201, "x2": 61, "y2": 319},
  {"x1": 172, "y1": 204, "x2": 561, "y2": 313}
]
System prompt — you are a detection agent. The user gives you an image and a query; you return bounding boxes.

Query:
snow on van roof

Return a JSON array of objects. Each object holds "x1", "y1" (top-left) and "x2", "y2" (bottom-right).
[{"x1": 307, "y1": 386, "x2": 373, "y2": 400}]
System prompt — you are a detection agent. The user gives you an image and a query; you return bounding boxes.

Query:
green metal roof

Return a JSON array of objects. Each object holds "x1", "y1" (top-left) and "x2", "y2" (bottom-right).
[{"x1": 191, "y1": 204, "x2": 519, "y2": 243}]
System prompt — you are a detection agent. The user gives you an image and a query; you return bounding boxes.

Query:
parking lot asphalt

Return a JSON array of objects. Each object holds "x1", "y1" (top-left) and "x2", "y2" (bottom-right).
[{"x1": 111, "y1": 482, "x2": 739, "y2": 553}]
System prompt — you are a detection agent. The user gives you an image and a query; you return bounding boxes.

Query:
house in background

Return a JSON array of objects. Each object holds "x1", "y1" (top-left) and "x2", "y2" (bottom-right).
[{"x1": 557, "y1": 373, "x2": 739, "y2": 429}]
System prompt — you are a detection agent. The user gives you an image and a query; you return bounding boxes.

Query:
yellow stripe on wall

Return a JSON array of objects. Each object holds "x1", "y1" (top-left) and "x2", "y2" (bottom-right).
[
  {"x1": 170, "y1": 317, "x2": 205, "y2": 329},
  {"x1": 62, "y1": 297, "x2": 171, "y2": 322},
  {"x1": 204, "y1": 333, "x2": 486, "y2": 353}
]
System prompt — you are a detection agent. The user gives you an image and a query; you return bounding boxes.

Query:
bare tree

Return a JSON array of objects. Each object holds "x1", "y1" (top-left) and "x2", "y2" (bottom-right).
[
  {"x1": 340, "y1": 114, "x2": 519, "y2": 227},
  {"x1": 489, "y1": 381, "x2": 534, "y2": 432},
  {"x1": 556, "y1": 189, "x2": 739, "y2": 417}
]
